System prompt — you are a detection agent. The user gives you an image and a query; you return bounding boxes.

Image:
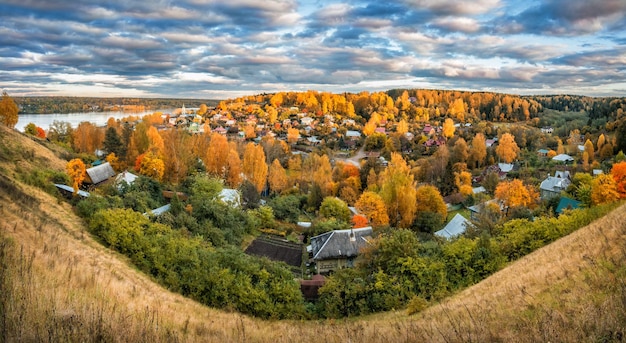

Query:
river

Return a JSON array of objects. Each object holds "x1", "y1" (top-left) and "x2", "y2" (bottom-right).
[{"x1": 15, "y1": 109, "x2": 175, "y2": 132}]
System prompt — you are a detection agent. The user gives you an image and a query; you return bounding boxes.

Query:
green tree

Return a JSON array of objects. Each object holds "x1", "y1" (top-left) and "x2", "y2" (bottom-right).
[
  {"x1": 319, "y1": 197, "x2": 351, "y2": 222},
  {"x1": 103, "y1": 126, "x2": 125, "y2": 158},
  {"x1": 0, "y1": 91, "x2": 19, "y2": 128}
]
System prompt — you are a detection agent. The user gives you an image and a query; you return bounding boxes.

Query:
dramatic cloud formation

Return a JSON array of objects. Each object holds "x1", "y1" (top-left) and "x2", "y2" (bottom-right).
[{"x1": 0, "y1": 0, "x2": 624, "y2": 98}]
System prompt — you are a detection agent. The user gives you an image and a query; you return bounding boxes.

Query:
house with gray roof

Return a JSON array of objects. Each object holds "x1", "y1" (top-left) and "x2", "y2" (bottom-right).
[
  {"x1": 552, "y1": 154, "x2": 574, "y2": 163},
  {"x1": 435, "y1": 214, "x2": 471, "y2": 239},
  {"x1": 309, "y1": 227, "x2": 373, "y2": 274},
  {"x1": 540, "y1": 171, "x2": 571, "y2": 200},
  {"x1": 85, "y1": 162, "x2": 116, "y2": 185}
]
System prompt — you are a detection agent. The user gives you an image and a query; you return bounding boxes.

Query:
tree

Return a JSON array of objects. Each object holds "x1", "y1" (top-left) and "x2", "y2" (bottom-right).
[
  {"x1": 66, "y1": 158, "x2": 86, "y2": 195},
  {"x1": 146, "y1": 126, "x2": 164, "y2": 157},
  {"x1": 319, "y1": 197, "x2": 351, "y2": 222},
  {"x1": 611, "y1": 161, "x2": 626, "y2": 198},
  {"x1": 451, "y1": 138, "x2": 469, "y2": 165},
  {"x1": 205, "y1": 133, "x2": 229, "y2": 178},
  {"x1": 379, "y1": 153, "x2": 417, "y2": 228},
  {"x1": 103, "y1": 126, "x2": 124, "y2": 158},
  {"x1": 496, "y1": 133, "x2": 520, "y2": 163},
  {"x1": 73, "y1": 121, "x2": 103, "y2": 154},
  {"x1": 287, "y1": 128, "x2": 300, "y2": 144},
  {"x1": 139, "y1": 152, "x2": 165, "y2": 181},
  {"x1": 226, "y1": 148, "x2": 243, "y2": 188},
  {"x1": 0, "y1": 91, "x2": 18, "y2": 128},
  {"x1": 242, "y1": 143, "x2": 268, "y2": 193},
  {"x1": 469, "y1": 133, "x2": 487, "y2": 168},
  {"x1": 442, "y1": 118, "x2": 455, "y2": 139},
  {"x1": 495, "y1": 179, "x2": 537, "y2": 209},
  {"x1": 268, "y1": 159, "x2": 288, "y2": 194},
  {"x1": 396, "y1": 119, "x2": 409, "y2": 135},
  {"x1": 584, "y1": 139, "x2": 595, "y2": 162},
  {"x1": 455, "y1": 170, "x2": 473, "y2": 196},
  {"x1": 355, "y1": 191, "x2": 389, "y2": 228},
  {"x1": 591, "y1": 174, "x2": 619, "y2": 205},
  {"x1": 414, "y1": 185, "x2": 447, "y2": 231},
  {"x1": 351, "y1": 214, "x2": 368, "y2": 228}
]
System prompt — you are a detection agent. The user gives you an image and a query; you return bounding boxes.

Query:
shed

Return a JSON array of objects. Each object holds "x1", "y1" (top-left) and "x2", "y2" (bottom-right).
[
  {"x1": 85, "y1": 162, "x2": 116, "y2": 185},
  {"x1": 55, "y1": 184, "x2": 90, "y2": 198},
  {"x1": 435, "y1": 214, "x2": 471, "y2": 239},
  {"x1": 555, "y1": 197, "x2": 581, "y2": 214}
]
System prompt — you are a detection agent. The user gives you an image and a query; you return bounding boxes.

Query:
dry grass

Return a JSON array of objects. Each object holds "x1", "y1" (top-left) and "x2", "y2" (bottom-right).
[{"x1": 1, "y1": 125, "x2": 625, "y2": 342}]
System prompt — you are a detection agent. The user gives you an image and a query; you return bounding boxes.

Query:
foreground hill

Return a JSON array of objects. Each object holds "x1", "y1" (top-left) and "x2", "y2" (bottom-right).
[{"x1": 0, "y1": 125, "x2": 624, "y2": 342}]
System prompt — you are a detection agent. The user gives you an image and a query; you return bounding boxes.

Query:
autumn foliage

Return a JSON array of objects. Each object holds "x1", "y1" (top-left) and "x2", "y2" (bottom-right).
[
  {"x1": 611, "y1": 162, "x2": 626, "y2": 198},
  {"x1": 496, "y1": 133, "x2": 520, "y2": 163},
  {"x1": 66, "y1": 158, "x2": 86, "y2": 195},
  {"x1": 495, "y1": 179, "x2": 538, "y2": 209}
]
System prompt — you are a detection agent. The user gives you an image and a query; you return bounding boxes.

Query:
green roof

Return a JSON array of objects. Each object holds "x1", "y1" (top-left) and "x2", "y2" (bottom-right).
[{"x1": 556, "y1": 197, "x2": 581, "y2": 214}]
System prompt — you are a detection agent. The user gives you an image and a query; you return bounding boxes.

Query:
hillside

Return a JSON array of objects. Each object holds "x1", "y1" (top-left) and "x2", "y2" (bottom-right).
[{"x1": 1, "y1": 125, "x2": 625, "y2": 342}]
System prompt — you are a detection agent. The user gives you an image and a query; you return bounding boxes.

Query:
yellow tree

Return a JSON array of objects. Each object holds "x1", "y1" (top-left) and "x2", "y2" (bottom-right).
[
  {"x1": 396, "y1": 119, "x2": 409, "y2": 135},
  {"x1": 160, "y1": 129, "x2": 194, "y2": 184},
  {"x1": 591, "y1": 174, "x2": 619, "y2": 205},
  {"x1": 204, "y1": 133, "x2": 229, "y2": 178},
  {"x1": 379, "y1": 153, "x2": 417, "y2": 228},
  {"x1": 455, "y1": 170, "x2": 473, "y2": 196},
  {"x1": 105, "y1": 153, "x2": 122, "y2": 173},
  {"x1": 139, "y1": 152, "x2": 165, "y2": 181},
  {"x1": 73, "y1": 122, "x2": 103, "y2": 154},
  {"x1": 495, "y1": 179, "x2": 538, "y2": 209},
  {"x1": 243, "y1": 143, "x2": 268, "y2": 193},
  {"x1": 287, "y1": 128, "x2": 300, "y2": 144},
  {"x1": 597, "y1": 134, "x2": 606, "y2": 151},
  {"x1": 584, "y1": 139, "x2": 595, "y2": 162},
  {"x1": 268, "y1": 159, "x2": 288, "y2": 194},
  {"x1": 442, "y1": 118, "x2": 455, "y2": 139},
  {"x1": 355, "y1": 191, "x2": 389, "y2": 228},
  {"x1": 496, "y1": 133, "x2": 520, "y2": 163},
  {"x1": 146, "y1": 126, "x2": 164, "y2": 157},
  {"x1": 469, "y1": 133, "x2": 487, "y2": 168},
  {"x1": 0, "y1": 91, "x2": 19, "y2": 128},
  {"x1": 226, "y1": 148, "x2": 243, "y2": 188},
  {"x1": 66, "y1": 158, "x2": 86, "y2": 195},
  {"x1": 415, "y1": 184, "x2": 447, "y2": 218}
]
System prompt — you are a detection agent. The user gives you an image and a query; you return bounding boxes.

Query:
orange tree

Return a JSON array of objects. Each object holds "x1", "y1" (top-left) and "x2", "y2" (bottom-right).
[{"x1": 66, "y1": 158, "x2": 86, "y2": 195}]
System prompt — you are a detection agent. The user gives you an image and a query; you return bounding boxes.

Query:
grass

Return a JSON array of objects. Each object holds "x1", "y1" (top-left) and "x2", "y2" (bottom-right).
[{"x1": 1, "y1": 124, "x2": 625, "y2": 342}]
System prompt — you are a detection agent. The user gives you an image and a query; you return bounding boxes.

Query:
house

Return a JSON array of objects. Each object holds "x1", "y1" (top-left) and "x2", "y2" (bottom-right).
[
  {"x1": 555, "y1": 197, "x2": 581, "y2": 215},
  {"x1": 213, "y1": 126, "x2": 227, "y2": 135},
  {"x1": 498, "y1": 163, "x2": 514, "y2": 173},
  {"x1": 306, "y1": 136, "x2": 322, "y2": 145},
  {"x1": 552, "y1": 154, "x2": 574, "y2": 163},
  {"x1": 345, "y1": 130, "x2": 362, "y2": 139},
  {"x1": 541, "y1": 126, "x2": 554, "y2": 134},
  {"x1": 537, "y1": 149, "x2": 549, "y2": 157},
  {"x1": 468, "y1": 199, "x2": 504, "y2": 220},
  {"x1": 540, "y1": 171, "x2": 571, "y2": 200},
  {"x1": 301, "y1": 117, "x2": 314, "y2": 126},
  {"x1": 309, "y1": 227, "x2": 373, "y2": 274},
  {"x1": 245, "y1": 235, "x2": 303, "y2": 270},
  {"x1": 435, "y1": 214, "x2": 472, "y2": 239},
  {"x1": 593, "y1": 169, "x2": 604, "y2": 176},
  {"x1": 115, "y1": 171, "x2": 138, "y2": 189},
  {"x1": 423, "y1": 124, "x2": 435, "y2": 136},
  {"x1": 485, "y1": 139, "x2": 496, "y2": 147},
  {"x1": 472, "y1": 186, "x2": 486, "y2": 194},
  {"x1": 55, "y1": 184, "x2": 90, "y2": 198},
  {"x1": 85, "y1": 162, "x2": 116, "y2": 185},
  {"x1": 375, "y1": 127, "x2": 386, "y2": 135}
]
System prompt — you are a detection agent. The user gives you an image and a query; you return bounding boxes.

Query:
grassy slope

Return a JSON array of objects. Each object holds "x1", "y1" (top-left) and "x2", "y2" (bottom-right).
[{"x1": 0, "y1": 124, "x2": 624, "y2": 342}]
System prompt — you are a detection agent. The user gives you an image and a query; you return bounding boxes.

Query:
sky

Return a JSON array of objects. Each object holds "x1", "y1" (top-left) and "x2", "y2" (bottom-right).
[{"x1": 0, "y1": 0, "x2": 625, "y2": 99}]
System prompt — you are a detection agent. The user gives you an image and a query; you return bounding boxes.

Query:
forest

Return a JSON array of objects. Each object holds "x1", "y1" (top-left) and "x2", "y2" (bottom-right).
[
  {"x1": 14, "y1": 96, "x2": 219, "y2": 114},
  {"x1": 5, "y1": 88, "x2": 626, "y2": 319}
]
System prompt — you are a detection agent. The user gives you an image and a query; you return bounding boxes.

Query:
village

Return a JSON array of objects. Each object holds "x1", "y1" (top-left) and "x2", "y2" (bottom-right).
[{"x1": 28, "y1": 89, "x2": 626, "y2": 317}]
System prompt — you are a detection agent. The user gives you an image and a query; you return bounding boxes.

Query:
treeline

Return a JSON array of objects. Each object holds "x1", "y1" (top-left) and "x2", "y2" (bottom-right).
[
  {"x1": 531, "y1": 95, "x2": 626, "y2": 124},
  {"x1": 14, "y1": 97, "x2": 219, "y2": 114},
  {"x1": 316, "y1": 202, "x2": 618, "y2": 318},
  {"x1": 225, "y1": 89, "x2": 544, "y2": 123}
]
